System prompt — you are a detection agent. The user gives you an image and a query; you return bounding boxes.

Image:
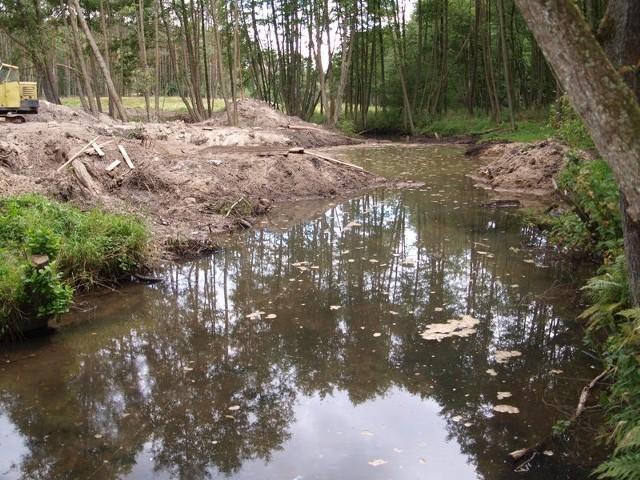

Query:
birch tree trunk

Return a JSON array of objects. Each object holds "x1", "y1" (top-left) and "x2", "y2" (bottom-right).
[{"x1": 514, "y1": 0, "x2": 640, "y2": 304}]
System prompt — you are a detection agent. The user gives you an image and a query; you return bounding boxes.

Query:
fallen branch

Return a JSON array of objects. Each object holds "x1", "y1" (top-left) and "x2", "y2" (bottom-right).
[
  {"x1": 56, "y1": 135, "x2": 100, "y2": 172},
  {"x1": 224, "y1": 197, "x2": 245, "y2": 218},
  {"x1": 508, "y1": 369, "x2": 609, "y2": 470}
]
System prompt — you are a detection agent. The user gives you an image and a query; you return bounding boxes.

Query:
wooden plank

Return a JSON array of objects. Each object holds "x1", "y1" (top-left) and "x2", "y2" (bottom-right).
[
  {"x1": 287, "y1": 124, "x2": 326, "y2": 133},
  {"x1": 304, "y1": 149, "x2": 364, "y2": 171},
  {"x1": 91, "y1": 141, "x2": 105, "y2": 157},
  {"x1": 105, "y1": 159, "x2": 121, "y2": 171},
  {"x1": 56, "y1": 135, "x2": 100, "y2": 172},
  {"x1": 118, "y1": 144, "x2": 135, "y2": 169}
]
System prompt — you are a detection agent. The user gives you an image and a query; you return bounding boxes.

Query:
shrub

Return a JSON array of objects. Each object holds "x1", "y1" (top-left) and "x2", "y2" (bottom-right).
[
  {"x1": 546, "y1": 154, "x2": 623, "y2": 261},
  {"x1": 550, "y1": 96, "x2": 595, "y2": 148}
]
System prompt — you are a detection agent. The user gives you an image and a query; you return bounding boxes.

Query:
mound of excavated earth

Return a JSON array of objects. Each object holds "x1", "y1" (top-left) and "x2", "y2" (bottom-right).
[
  {"x1": 1, "y1": 99, "x2": 385, "y2": 257},
  {"x1": 467, "y1": 140, "x2": 569, "y2": 198}
]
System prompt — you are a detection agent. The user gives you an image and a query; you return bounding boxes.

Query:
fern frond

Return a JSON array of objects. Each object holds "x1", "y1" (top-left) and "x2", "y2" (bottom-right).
[
  {"x1": 617, "y1": 309, "x2": 640, "y2": 323},
  {"x1": 616, "y1": 426, "x2": 640, "y2": 453},
  {"x1": 593, "y1": 451, "x2": 640, "y2": 480}
]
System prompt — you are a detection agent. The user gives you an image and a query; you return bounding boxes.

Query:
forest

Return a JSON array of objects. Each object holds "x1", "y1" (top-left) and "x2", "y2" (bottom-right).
[
  {"x1": 1, "y1": 1, "x2": 640, "y2": 479},
  {"x1": 0, "y1": 0, "x2": 606, "y2": 130}
]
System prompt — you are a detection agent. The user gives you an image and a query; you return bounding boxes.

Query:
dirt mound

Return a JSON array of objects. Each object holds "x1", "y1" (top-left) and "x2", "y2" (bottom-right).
[
  {"x1": 0, "y1": 101, "x2": 384, "y2": 257},
  {"x1": 205, "y1": 98, "x2": 293, "y2": 128},
  {"x1": 26, "y1": 100, "x2": 116, "y2": 125},
  {"x1": 467, "y1": 140, "x2": 568, "y2": 196}
]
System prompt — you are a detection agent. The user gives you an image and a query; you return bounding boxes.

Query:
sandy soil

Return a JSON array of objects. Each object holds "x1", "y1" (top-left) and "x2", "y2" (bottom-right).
[
  {"x1": 0, "y1": 99, "x2": 386, "y2": 257},
  {"x1": 466, "y1": 139, "x2": 570, "y2": 206}
]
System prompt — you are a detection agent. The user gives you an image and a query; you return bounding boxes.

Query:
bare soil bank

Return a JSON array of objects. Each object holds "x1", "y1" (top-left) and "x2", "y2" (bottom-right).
[
  {"x1": 466, "y1": 139, "x2": 571, "y2": 207},
  {"x1": 0, "y1": 99, "x2": 388, "y2": 257}
]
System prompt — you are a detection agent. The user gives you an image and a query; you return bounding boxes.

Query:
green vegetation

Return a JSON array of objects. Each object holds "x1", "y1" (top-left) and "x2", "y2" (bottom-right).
[
  {"x1": 579, "y1": 257, "x2": 640, "y2": 480},
  {"x1": 60, "y1": 96, "x2": 226, "y2": 114},
  {"x1": 539, "y1": 108, "x2": 638, "y2": 480},
  {"x1": 546, "y1": 155, "x2": 623, "y2": 261},
  {"x1": 550, "y1": 96, "x2": 595, "y2": 149},
  {"x1": 0, "y1": 195, "x2": 150, "y2": 339}
]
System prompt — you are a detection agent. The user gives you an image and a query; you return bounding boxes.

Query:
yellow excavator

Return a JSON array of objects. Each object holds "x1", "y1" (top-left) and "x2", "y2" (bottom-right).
[{"x1": 0, "y1": 63, "x2": 38, "y2": 123}]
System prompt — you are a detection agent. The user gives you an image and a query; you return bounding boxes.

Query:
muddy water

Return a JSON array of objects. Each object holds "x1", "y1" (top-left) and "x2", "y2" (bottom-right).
[{"x1": 0, "y1": 145, "x2": 601, "y2": 479}]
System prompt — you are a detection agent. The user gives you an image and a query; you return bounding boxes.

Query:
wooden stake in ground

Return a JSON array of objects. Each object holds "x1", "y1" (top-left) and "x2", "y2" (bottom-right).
[
  {"x1": 56, "y1": 136, "x2": 100, "y2": 172},
  {"x1": 118, "y1": 145, "x2": 135, "y2": 169}
]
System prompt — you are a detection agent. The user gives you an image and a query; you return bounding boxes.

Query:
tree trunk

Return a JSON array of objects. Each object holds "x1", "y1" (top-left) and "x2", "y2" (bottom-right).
[
  {"x1": 513, "y1": 0, "x2": 640, "y2": 304},
  {"x1": 71, "y1": 0, "x2": 128, "y2": 122},
  {"x1": 67, "y1": 3, "x2": 98, "y2": 115},
  {"x1": 598, "y1": 0, "x2": 640, "y2": 306},
  {"x1": 137, "y1": 0, "x2": 151, "y2": 121},
  {"x1": 497, "y1": 0, "x2": 516, "y2": 130}
]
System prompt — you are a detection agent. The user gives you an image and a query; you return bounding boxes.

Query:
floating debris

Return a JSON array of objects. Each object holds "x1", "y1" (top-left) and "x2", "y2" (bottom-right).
[
  {"x1": 486, "y1": 369, "x2": 498, "y2": 376},
  {"x1": 494, "y1": 350, "x2": 522, "y2": 364},
  {"x1": 368, "y1": 459, "x2": 387, "y2": 467},
  {"x1": 493, "y1": 404, "x2": 520, "y2": 414},
  {"x1": 420, "y1": 315, "x2": 480, "y2": 341},
  {"x1": 497, "y1": 391, "x2": 512, "y2": 400}
]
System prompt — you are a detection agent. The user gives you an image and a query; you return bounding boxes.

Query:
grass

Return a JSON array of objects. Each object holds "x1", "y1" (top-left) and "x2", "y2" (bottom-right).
[
  {"x1": 0, "y1": 194, "x2": 150, "y2": 339},
  {"x1": 61, "y1": 96, "x2": 227, "y2": 114}
]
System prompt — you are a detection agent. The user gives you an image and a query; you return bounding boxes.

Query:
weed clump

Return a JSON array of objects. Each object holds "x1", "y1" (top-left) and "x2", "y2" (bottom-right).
[{"x1": 0, "y1": 194, "x2": 150, "y2": 339}]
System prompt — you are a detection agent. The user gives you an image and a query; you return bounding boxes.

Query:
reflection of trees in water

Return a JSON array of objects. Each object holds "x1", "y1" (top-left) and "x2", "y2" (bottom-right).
[{"x1": 0, "y1": 184, "x2": 592, "y2": 478}]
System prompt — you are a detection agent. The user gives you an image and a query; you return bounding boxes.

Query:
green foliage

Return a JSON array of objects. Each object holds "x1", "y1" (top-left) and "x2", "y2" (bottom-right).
[
  {"x1": 594, "y1": 452, "x2": 640, "y2": 480},
  {"x1": 593, "y1": 308, "x2": 640, "y2": 479},
  {"x1": 552, "y1": 419, "x2": 572, "y2": 436},
  {"x1": 0, "y1": 195, "x2": 150, "y2": 338},
  {"x1": 361, "y1": 109, "x2": 407, "y2": 135},
  {"x1": 579, "y1": 256, "x2": 630, "y2": 339},
  {"x1": 417, "y1": 111, "x2": 495, "y2": 137},
  {"x1": 335, "y1": 117, "x2": 358, "y2": 136},
  {"x1": 545, "y1": 155, "x2": 622, "y2": 260},
  {"x1": 481, "y1": 119, "x2": 555, "y2": 143},
  {"x1": 21, "y1": 262, "x2": 73, "y2": 318},
  {"x1": 57, "y1": 206, "x2": 150, "y2": 288},
  {"x1": 550, "y1": 96, "x2": 595, "y2": 148},
  {"x1": 579, "y1": 256, "x2": 640, "y2": 480}
]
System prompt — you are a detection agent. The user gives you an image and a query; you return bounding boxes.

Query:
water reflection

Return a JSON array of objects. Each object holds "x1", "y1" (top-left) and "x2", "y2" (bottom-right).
[{"x1": 0, "y1": 146, "x2": 599, "y2": 479}]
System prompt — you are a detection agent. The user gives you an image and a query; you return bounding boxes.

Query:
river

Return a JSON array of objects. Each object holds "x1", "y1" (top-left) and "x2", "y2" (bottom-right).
[{"x1": 0, "y1": 144, "x2": 602, "y2": 479}]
